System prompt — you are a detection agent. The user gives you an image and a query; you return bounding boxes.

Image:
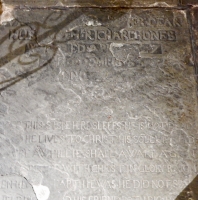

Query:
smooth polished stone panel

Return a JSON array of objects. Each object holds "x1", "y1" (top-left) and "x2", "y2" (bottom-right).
[
  {"x1": 0, "y1": 8, "x2": 198, "y2": 200},
  {"x1": 2, "y1": 0, "x2": 178, "y2": 7}
]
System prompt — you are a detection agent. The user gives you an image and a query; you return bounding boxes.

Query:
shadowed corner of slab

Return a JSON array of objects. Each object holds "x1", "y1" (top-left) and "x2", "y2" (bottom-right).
[
  {"x1": 0, "y1": 8, "x2": 83, "y2": 92},
  {"x1": 175, "y1": 175, "x2": 198, "y2": 200},
  {"x1": 0, "y1": 4, "x2": 128, "y2": 92}
]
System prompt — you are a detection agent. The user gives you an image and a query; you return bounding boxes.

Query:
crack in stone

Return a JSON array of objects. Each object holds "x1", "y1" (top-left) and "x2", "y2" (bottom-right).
[
  {"x1": 0, "y1": 173, "x2": 39, "y2": 200},
  {"x1": 0, "y1": 3, "x2": 198, "y2": 200}
]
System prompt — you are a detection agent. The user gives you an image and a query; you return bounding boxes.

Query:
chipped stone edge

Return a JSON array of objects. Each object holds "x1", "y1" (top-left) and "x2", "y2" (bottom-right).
[
  {"x1": 0, "y1": 0, "x2": 179, "y2": 8},
  {"x1": 148, "y1": 2, "x2": 173, "y2": 7}
]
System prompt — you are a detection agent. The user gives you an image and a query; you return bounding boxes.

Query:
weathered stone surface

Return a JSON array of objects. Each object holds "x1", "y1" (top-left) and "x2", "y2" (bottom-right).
[
  {"x1": 176, "y1": 19, "x2": 198, "y2": 200},
  {"x1": 176, "y1": 175, "x2": 198, "y2": 200},
  {"x1": 0, "y1": 175, "x2": 37, "y2": 200},
  {"x1": 0, "y1": 7, "x2": 198, "y2": 200},
  {"x1": 179, "y1": 0, "x2": 198, "y2": 5},
  {"x1": 190, "y1": 7, "x2": 198, "y2": 83},
  {"x1": 1, "y1": 0, "x2": 178, "y2": 7},
  {"x1": 0, "y1": 2, "x2": 2, "y2": 15}
]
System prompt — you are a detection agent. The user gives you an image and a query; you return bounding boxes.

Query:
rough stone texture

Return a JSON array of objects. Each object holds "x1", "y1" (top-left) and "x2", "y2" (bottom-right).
[
  {"x1": 0, "y1": 175, "x2": 37, "y2": 200},
  {"x1": 1, "y1": 0, "x2": 178, "y2": 7},
  {"x1": 0, "y1": 6, "x2": 198, "y2": 200},
  {"x1": 174, "y1": 10, "x2": 198, "y2": 200},
  {"x1": 191, "y1": 7, "x2": 198, "y2": 82},
  {"x1": 176, "y1": 175, "x2": 198, "y2": 200},
  {"x1": 179, "y1": 0, "x2": 198, "y2": 5},
  {"x1": 0, "y1": 1, "x2": 2, "y2": 15}
]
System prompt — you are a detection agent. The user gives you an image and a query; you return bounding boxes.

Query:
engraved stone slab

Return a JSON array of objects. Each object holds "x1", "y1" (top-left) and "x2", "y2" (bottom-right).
[
  {"x1": 0, "y1": 7, "x2": 198, "y2": 200},
  {"x1": 1, "y1": 0, "x2": 178, "y2": 7}
]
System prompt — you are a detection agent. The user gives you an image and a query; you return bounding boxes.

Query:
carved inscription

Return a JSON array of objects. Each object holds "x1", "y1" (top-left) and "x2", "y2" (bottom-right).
[
  {"x1": 0, "y1": 176, "x2": 37, "y2": 200},
  {"x1": 0, "y1": 8, "x2": 197, "y2": 200},
  {"x1": 127, "y1": 16, "x2": 182, "y2": 27},
  {"x1": 60, "y1": 28, "x2": 177, "y2": 42},
  {"x1": 9, "y1": 26, "x2": 35, "y2": 40}
]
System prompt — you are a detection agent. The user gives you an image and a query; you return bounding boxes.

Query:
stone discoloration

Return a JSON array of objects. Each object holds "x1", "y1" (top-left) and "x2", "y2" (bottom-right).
[
  {"x1": 0, "y1": 7, "x2": 197, "y2": 200},
  {"x1": 0, "y1": 1, "x2": 198, "y2": 200},
  {"x1": 190, "y1": 7, "x2": 198, "y2": 82},
  {"x1": 1, "y1": 0, "x2": 178, "y2": 7},
  {"x1": 180, "y1": 0, "x2": 198, "y2": 6},
  {"x1": 0, "y1": 1, "x2": 2, "y2": 16},
  {"x1": 0, "y1": 3, "x2": 14, "y2": 24}
]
